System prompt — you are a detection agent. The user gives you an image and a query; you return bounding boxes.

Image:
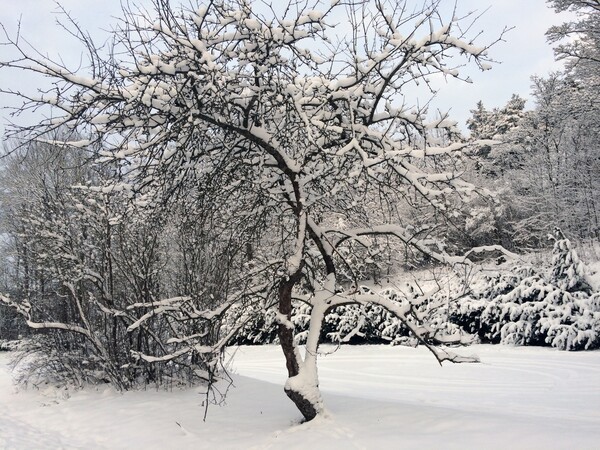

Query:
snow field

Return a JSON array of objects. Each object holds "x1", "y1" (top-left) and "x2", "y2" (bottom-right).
[{"x1": 1, "y1": 344, "x2": 599, "y2": 449}]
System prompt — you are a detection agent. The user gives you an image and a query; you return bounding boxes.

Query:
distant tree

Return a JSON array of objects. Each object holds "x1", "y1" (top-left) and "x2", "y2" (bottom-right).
[
  {"x1": 546, "y1": 0, "x2": 600, "y2": 69},
  {"x1": 457, "y1": 95, "x2": 529, "y2": 251},
  {"x1": 466, "y1": 101, "x2": 495, "y2": 140},
  {"x1": 464, "y1": 65, "x2": 599, "y2": 246},
  {"x1": 467, "y1": 95, "x2": 526, "y2": 140},
  {"x1": 466, "y1": 94, "x2": 527, "y2": 178},
  {"x1": 0, "y1": 0, "x2": 508, "y2": 420},
  {"x1": 527, "y1": 72, "x2": 600, "y2": 240},
  {"x1": 495, "y1": 94, "x2": 527, "y2": 135}
]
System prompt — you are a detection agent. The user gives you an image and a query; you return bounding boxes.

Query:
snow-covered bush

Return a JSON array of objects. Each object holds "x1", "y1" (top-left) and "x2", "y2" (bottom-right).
[
  {"x1": 231, "y1": 280, "x2": 476, "y2": 347},
  {"x1": 0, "y1": 141, "x2": 231, "y2": 391},
  {"x1": 0, "y1": 339, "x2": 20, "y2": 352},
  {"x1": 231, "y1": 232, "x2": 599, "y2": 352},
  {"x1": 324, "y1": 302, "x2": 401, "y2": 345},
  {"x1": 455, "y1": 231, "x2": 600, "y2": 350},
  {"x1": 551, "y1": 228, "x2": 593, "y2": 293}
]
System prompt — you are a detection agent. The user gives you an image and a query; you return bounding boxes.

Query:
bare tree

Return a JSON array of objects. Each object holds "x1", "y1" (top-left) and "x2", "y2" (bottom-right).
[
  {"x1": 547, "y1": 0, "x2": 600, "y2": 68},
  {"x1": 0, "y1": 138, "x2": 219, "y2": 389},
  {"x1": 1, "y1": 0, "x2": 509, "y2": 420}
]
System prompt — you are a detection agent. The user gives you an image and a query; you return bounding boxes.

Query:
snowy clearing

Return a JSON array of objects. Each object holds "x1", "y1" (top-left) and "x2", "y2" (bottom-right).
[{"x1": 1, "y1": 345, "x2": 600, "y2": 449}]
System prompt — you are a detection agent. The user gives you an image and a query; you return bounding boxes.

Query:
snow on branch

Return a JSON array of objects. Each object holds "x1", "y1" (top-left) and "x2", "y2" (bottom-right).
[
  {"x1": 0, "y1": 294, "x2": 91, "y2": 338},
  {"x1": 326, "y1": 224, "x2": 520, "y2": 266},
  {"x1": 299, "y1": 279, "x2": 479, "y2": 364}
]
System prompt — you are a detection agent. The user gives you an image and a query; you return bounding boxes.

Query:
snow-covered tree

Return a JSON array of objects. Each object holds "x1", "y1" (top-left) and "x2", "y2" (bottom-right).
[
  {"x1": 497, "y1": 71, "x2": 600, "y2": 243},
  {"x1": 463, "y1": 57, "x2": 599, "y2": 247},
  {"x1": 466, "y1": 95, "x2": 526, "y2": 141},
  {"x1": 486, "y1": 0, "x2": 600, "y2": 246},
  {"x1": 546, "y1": 0, "x2": 600, "y2": 70},
  {"x1": 0, "y1": 0, "x2": 508, "y2": 420},
  {"x1": 466, "y1": 101, "x2": 495, "y2": 140},
  {"x1": 455, "y1": 229, "x2": 599, "y2": 350}
]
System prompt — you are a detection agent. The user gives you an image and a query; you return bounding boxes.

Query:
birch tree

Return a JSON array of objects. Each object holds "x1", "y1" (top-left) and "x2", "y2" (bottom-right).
[{"x1": 1, "y1": 0, "x2": 507, "y2": 420}]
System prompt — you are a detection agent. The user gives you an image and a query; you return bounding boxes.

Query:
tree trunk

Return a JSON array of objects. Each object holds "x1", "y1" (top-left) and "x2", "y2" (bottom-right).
[{"x1": 277, "y1": 273, "x2": 321, "y2": 422}]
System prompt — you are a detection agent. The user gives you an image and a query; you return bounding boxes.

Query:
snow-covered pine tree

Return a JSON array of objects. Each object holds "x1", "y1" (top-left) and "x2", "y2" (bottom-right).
[
  {"x1": 455, "y1": 230, "x2": 599, "y2": 350},
  {"x1": 467, "y1": 101, "x2": 496, "y2": 140},
  {"x1": 550, "y1": 228, "x2": 593, "y2": 293}
]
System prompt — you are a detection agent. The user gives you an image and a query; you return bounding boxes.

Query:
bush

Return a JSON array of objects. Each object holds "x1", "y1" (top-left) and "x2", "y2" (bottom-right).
[
  {"x1": 229, "y1": 281, "x2": 475, "y2": 347},
  {"x1": 455, "y1": 230, "x2": 600, "y2": 350},
  {"x1": 0, "y1": 339, "x2": 20, "y2": 352}
]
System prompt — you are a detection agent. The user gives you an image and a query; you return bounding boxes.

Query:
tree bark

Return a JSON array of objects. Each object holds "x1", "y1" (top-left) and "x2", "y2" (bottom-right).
[{"x1": 277, "y1": 271, "x2": 319, "y2": 422}]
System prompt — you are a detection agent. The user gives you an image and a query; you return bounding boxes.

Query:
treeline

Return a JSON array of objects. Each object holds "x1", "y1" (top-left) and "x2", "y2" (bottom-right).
[{"x1": 460, "y1": 0, "x2": 600, "y2": 249}]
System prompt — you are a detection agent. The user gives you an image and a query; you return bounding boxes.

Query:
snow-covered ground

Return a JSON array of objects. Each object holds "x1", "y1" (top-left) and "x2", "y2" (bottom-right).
[{"x1": 1, "y1": 344, "x2": 599, "y2": 449}]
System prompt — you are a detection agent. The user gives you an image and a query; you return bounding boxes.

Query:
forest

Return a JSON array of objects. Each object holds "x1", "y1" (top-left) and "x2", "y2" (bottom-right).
[{"x1": 0, "y1": 0, "x2": 598, "y2": 425}]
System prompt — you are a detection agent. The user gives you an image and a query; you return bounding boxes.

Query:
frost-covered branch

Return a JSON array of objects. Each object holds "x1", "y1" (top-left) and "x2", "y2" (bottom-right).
[{"x1": 1, "y1": 0, "x2": 507, "y2": 421}]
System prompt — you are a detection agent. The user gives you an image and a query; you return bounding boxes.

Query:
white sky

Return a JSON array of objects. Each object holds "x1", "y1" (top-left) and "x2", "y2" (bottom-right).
[{"x1": 0, "y1": 0, "x2": 572, "y2": 138}]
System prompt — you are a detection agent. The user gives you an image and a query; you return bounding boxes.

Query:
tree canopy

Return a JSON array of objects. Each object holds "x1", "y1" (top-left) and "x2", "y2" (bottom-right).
[{"x1": 0, "y1": 0, "x2": 514, "y2": 421}]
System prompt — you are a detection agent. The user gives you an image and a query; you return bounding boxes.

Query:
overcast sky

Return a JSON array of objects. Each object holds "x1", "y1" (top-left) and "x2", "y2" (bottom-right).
[{"x1": 0, "y1": 0, "x2": 572, "y2": 138}]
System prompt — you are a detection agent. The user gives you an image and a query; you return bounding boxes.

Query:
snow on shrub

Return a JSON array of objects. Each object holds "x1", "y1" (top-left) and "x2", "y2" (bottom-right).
[
  {"x1": 456, "y1": 230, "x2": 600, "y2": 350},
  {"x1": 229, "y1": 280, "x2": 476, "y2": 347},
  {"x1": 551, "y1": 228, "x2": 593, "y2": 294},
  {"x1": 0, "y1": 340, "x2": 20, "y2": 352},
  {"x1": 230, "y1": 231, "x2": 599, "y2": 350}
]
